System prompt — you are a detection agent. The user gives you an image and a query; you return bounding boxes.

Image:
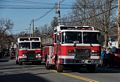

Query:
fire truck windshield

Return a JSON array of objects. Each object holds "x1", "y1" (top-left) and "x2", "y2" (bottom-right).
[
  {"x1": 19, "y1": 42, "x2": 30, "y2": 49},
  {"x1": 32, "y1": 42, "x2": 41, "y2": 49},
  {"x1": 62, "y1": 32, "x2": 82, "y2": 43},
  {"x1": 83, "y1": 32, "x2": 99, "y2": 44},
  {"x1": 62, "y1": 32, "x2": 99, "y2": 44}
]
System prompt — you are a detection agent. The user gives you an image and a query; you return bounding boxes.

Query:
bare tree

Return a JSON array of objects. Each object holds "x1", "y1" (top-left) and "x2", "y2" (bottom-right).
[
  {"x1": 0, "y1": 18, "x2": 14, "y2": 48},
  {"x1": 0, "y1": 18, "x2": 13, "y2": 33}
]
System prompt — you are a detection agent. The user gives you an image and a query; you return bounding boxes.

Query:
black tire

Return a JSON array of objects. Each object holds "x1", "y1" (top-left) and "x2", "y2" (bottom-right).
[
  {"x1": 87, "y1": 64, "x2": 96, "y2": 72},
  {"x1": 18, "y1": 61, "x2": 23, "y2": 65},
  {"x1": 16, "y1": 60, "x2": 19, "y2": 64},
  {"x1": 56, "y1": 64, "x2": 63, "y2": 72}
]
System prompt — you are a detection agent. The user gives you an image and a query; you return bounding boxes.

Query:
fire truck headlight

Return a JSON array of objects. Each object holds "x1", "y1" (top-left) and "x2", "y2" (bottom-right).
[
  {"x1": 22, "y1": 54, "x2": 25, "y2": 56},
  {"x1": 36, "y1": 54, "x2": 41, "y2": 57},
  {"x1": 22, "y1": 54, "x2": 27, "y2": 58},
  {"x1": 92, "y1": 50, "x2": 95, "y2": 53}
]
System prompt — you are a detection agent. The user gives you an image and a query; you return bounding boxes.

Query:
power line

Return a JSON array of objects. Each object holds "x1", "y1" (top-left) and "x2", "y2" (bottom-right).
[
  {"x1": 0, "y1": 0, "x2": 74, "y2": 10},
  {"x1": 0, "y1": 0, "x2": 55, "y2": 4},
  {"x1": 0, "y1": 7, "x2": 73, "y2": 9},
  {"x1": 29, "y1": 3, "x2": 56, "y2": 36},
  {"x1": 31, "y1": 0, "x2": 66, "y2": 22},
  {"x1": 62, "y1": 5, "x2": 118, "y2": 23},
  {"x1": 34, "y1": 8, "x2": 54, "y2": 22},
  {"x1": 0, "y1": 0, "x2": 73, "y2": 6},
  {"x1": 0, "y1": 5, "x2": 73, "y2": 9},
  {"x1": 0, "y1": 4, "x2": 118, "y2": 10},
  {"x1": 0, "y1": 0, "x2": 118, "y2": 10},
  {"x1": 83, "y1": 6, "x2": 118, "y2": 21}
]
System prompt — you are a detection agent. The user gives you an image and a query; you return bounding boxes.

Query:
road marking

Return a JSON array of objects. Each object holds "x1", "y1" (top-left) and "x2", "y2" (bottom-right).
[
  {"x1": 62, "y1": 73, "x2": 98, "y2": 82},
  {"x1": 51, "y1": 70, "x2": 98, "y2": 82}
]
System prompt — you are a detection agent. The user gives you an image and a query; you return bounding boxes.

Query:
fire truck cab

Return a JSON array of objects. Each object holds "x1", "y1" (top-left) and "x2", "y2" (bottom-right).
[
  {"x1": 44, "y1": 25, "x2": 101, "y2": 72},
  {"x1": 16, "y1": 37, "x2": 42, "y2": 65}
]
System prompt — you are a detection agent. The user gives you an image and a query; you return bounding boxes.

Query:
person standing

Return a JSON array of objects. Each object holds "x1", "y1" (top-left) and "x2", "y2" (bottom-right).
[
  {"x1": 100, "y1": 47, "x2": 106, "y2": 67},
  {"x1": 105, "y1": 48, "x2": 111, "y2": 67}
]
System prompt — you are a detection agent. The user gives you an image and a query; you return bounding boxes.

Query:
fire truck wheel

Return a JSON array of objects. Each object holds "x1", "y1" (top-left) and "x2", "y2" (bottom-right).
[
  {"x1": 16, "y1": 60, "x2": 19, "y2": 64},
  {"x1": 56, "y1": 64, "x2": 63, "y2": 72},
  {"x1": 87, "y1": 64, "x2": 96, "y2": 72},
  {"x1": 18, "y1": 61, "x2": 23, "y2": 65}
]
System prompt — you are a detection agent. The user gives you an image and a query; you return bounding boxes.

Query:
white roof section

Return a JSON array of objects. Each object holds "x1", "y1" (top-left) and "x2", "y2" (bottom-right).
[
  {"x1": 54, "y1": 25, "x2": 99, "y2": 32},
  {"x1": 17, "y1": 37, "x2": 41, "y2": 42}
]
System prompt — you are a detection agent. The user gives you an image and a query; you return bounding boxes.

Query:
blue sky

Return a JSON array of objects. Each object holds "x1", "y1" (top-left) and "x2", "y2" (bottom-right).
[{"x1": 0, "y1": 0, "x2": 75, "y2": 34}]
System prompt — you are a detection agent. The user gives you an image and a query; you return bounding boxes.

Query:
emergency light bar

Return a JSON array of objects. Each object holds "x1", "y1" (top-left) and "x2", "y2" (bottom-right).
[
  {"x1": 18, "y1": 37, "x2": 41, "y2": 42},
  {"x1": 55, "y1": 25, "x2": 95, "y2": 31},
  {"x1": 30, "y1": 38, "x2": 39, "y2": 41},
  {"x1": 20, "y1": 38, "x2": 29, "y2": 41}
]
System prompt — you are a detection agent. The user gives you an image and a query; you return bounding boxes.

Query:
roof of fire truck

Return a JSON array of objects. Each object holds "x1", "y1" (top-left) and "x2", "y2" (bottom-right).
[
  {"x1": 17, "y1": 37, "x2": 41, "y2": 42},
  {"x1": 54, "y1": 25, "x2": 99, "y2": 32}
]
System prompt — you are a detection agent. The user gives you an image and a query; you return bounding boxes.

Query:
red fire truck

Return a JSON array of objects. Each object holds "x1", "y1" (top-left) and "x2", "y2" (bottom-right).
[
  {"x1": 43, "y1": 25, "x2": 101, "y2": 72},
  {"x1": 16, "y1": 37, "x2": 42, "y2": 65}
]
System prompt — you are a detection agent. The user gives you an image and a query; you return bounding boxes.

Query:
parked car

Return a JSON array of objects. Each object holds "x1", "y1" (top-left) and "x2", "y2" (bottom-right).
[{"x1": 112, "y1": 48, "x2": 120, "y2": 66}]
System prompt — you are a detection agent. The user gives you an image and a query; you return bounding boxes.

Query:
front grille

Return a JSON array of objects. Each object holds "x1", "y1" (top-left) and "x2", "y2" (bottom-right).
[
  {"x1": 75, "y1": 49, "x2": 91, "y2": 60},
  {"x1": 65, "y1": 59, "x2": 75, "y2": 63},
  {"x1": 26, "y1": 51, "x2": 36, "y2": 59}
]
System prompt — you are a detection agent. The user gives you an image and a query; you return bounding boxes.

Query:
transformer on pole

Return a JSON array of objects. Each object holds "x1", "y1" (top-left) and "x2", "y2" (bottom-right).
[{"x1": 55, "y1": 0, "x2": 61, "y2": 26}]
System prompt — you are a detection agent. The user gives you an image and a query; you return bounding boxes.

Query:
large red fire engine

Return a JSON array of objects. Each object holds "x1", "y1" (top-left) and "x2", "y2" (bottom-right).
[
  {"x1": 43, "y1": 25, "x2": 101, "y2": 72},
  {"x1": 16, "y1": 37, "x2": 42, "y2": 65}
]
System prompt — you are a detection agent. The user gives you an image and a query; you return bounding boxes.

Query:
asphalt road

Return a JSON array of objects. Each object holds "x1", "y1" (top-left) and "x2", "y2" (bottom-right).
[{"x1": 0, "y1": 58, "x2": 120, "y2": 82}]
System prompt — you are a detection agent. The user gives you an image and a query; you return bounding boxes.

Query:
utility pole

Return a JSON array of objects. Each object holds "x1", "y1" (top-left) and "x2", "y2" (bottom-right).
[
  {"x1": 32, "y1": 19, "x2": 35, "y2": 37},
  {"x1": 118, "y1": 0, "x2": 120, "y2": 47},
  {"x1": 56, "y1": 0, "x2": 61, "y2": 25},
  {"x1": 29, "y1": 24, "x2": 31, "y2": 37}
]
